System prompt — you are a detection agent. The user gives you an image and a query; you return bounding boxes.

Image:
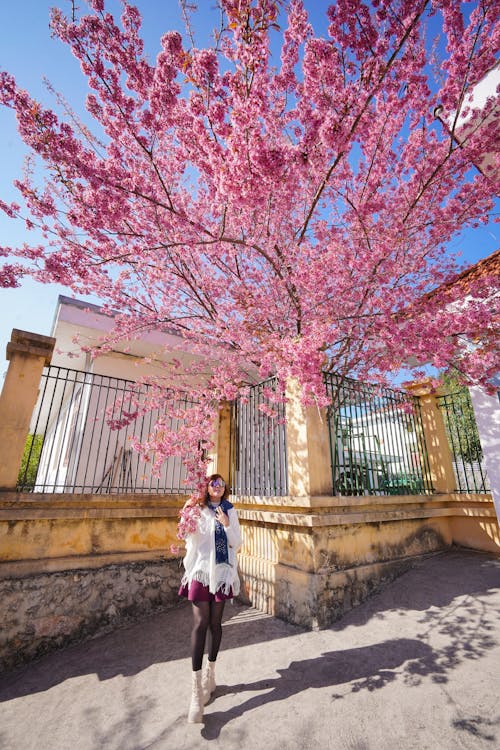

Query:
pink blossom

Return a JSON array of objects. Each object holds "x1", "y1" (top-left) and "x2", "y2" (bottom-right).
[
  {"x1": 176, "y1": 501, "x2": 202, "y2": 540},
  {"x1": 0, "y1": 0, "x2": 498, "y2": 480},
  {"x1": 0, "y1": 263, "x2": 24, "y2": 288}
]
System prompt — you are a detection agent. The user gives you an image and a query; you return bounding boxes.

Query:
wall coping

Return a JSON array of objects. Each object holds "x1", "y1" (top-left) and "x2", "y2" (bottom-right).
[
  {"x1": 0, "y1": 550, "x2": 172, "y2": 580},
  {"x1": 236, "y1": 502, "x2": 497, "y2": 528},
  {"x1": 0, "y1": 491, "x2": 187, "y2": 504},
  {"x1": 6, "y1": 329, "x2": 56, "y2": 364},
  {"x1": 0, "y1": 492, "x2": 186, "y2": 520},
  {"x1": 233, "y1": 492, "x2": 494, "y2": 509},
  {"x1": 1, "y1": 492, "x2": 494, "y2": 526},
  {"x1": 234, "y1": 492, "x2": 497, "y2": 528}
]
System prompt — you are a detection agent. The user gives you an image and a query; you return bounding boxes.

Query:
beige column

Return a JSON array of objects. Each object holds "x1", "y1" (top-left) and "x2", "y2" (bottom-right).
[
  {"x1": 216, "y1": 400, "x2": 232, "y2": 482},
  {"x1": 0, "y1": 329, "x2": 55, "y2": 490},
  {"x1": 406, "y1": 380, "x2": 456, "y2": 493},
  {"x1": 196, "y1": 400, "x2": 231, "y2": 482},
  {"x1": 285, "y1": 378, "x2": 333, "y2": 497}
]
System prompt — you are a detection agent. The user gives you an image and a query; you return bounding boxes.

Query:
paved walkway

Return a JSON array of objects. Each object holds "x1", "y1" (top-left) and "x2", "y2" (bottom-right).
[{"x1": 1, "y1": 548, "x2": 499, "y2": 750}]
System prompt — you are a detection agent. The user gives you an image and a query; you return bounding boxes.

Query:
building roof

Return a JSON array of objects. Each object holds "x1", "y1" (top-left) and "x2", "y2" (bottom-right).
[
  {"x1": 435, "y1": 248, "x2": 500, "y2": 299},
  {"x1": 52, "y1": 295, "x2": 183, "y2": 342}
]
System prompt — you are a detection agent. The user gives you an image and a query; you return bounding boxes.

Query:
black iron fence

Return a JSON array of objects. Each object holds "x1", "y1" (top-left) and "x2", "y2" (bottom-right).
[
  {"x1": 229, "y1": 374, "x2": 434, "y2": 498},
  {"x1": 324, "y1": 374, "x2": 433, "y2": 496},
  {"x1": 18, "y1": 365, "x2": 489, "y2": 498},
  {"x1": 230, "y1": 377, "x2": 288, "y2": 496},
  {"x1": 17, "y1": 366, "x2": 196, "y2": 494},
  {"x1": 437, "y1": 391, "x2": 490, "y2": 493}
]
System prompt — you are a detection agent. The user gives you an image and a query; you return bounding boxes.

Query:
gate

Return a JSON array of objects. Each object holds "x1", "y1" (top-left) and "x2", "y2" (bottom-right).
[
  {"x1": 230, "y1": 377, "x2": 288, "y2": 496},
  {"x1": 437, "y1": 390, "x2": 490, "y2": 492},
  {"x1": 324, "y1": 374, "x2": 433, "y2": 496}
]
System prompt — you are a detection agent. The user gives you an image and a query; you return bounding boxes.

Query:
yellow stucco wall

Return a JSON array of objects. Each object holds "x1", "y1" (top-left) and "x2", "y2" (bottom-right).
[
  {"x1": 0, "y1": 494, "x2": 184, "y2": 574},
  {"x1": 450, "y1": 516, "x2": 500, "y2": 554},
  {"x1": 1, "y1": 328, "x2": 498, "y2": 638},
  {"x1": 235, "y1": 492, "x2": 498, "y2": 626},
  {"x1": 0, "y1": 490, "x2": 498, "y2": 628},
  {"x1": 0, "y1": 517, "x2": 180, "y2": 560}
]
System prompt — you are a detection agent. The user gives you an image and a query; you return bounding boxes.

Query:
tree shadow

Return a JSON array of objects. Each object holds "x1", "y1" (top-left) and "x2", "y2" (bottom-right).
[
  {"x1": 203, "y1": 587, "x2": 500, "y2": 742},
  {"x1": 200, "y1": 553, "x2": 500, "y2": 741},
  {"x1": 452, "y1": 715, "x2": 500, "y2": 743},
  {"x1": 0, "y1": 601, "x2": 301, "y2": 701},
  {"x1": 330, "y1": 549, "x2": 500, "y2": 630},
  {"x1": 201, "y1": 637, "x2": 435, "y2": 739}
]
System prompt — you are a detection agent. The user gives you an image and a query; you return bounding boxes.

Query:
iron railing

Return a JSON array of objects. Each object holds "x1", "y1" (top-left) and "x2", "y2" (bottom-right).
[
  {"x1": 17, "y1": 366, "x2": 196, "y2": 494},
  {"x1": 437, "y1": 391, "x2": 489, "y2": 493},
  {"x1": 230, "y1": 377, "x2": 288, "y2": 496},
  {"x1": 19, "y1": 366, "x2": 487, "y2": 498},
  {"x1": 324, "y1": 374, "x2": 433, "y2": 496}
]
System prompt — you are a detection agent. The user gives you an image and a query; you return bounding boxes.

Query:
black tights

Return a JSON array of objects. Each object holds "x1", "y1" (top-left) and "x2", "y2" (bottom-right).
[{"x1": 191, "y1": 600, "x2": 226, "y2": 671}]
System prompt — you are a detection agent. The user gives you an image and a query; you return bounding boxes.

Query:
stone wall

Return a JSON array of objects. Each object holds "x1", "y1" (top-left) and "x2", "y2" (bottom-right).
[
  {"x1": 0, "y1": 557, "x2": 182, "y2": 672},
  {"x1": 236, "y1": 491, "x2": 499, "y2": 629},
  {"x1": 1, "y1": 489, "x2": 498, "y2": 671}
]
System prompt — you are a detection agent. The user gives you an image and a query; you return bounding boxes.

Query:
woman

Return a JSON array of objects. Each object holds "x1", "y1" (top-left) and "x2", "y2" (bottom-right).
[{"x1": 178, "y1": 473, "x2": 242, "y2": 723}]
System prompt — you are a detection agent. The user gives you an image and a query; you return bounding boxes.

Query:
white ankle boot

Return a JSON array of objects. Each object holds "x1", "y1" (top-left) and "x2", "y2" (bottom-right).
[
  {"x1": 187, "y1": 670, "x2": 203, "y2": 723},
  {"x1": 202, "y1": 660, "x2": 216, "y2": 704}
]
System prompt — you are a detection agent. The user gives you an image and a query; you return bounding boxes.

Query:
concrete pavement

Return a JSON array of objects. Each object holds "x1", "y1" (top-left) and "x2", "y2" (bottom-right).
[{"x1": 1, "y1": 548, "x2": 499, "y2": 750}]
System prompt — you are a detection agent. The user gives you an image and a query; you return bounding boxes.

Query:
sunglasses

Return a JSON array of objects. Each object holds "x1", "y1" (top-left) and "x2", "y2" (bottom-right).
[{"x1": 209, "y1": 479, "x2": 226, "y2": 488}]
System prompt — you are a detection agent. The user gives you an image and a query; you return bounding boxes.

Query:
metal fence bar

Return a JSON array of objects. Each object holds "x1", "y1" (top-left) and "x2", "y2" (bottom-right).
[
  {"x1": 230, "y1": 377, "x2": 288, "y2": 496},
  {"x1": 229, "y1": 402, "x2": 239, "y2": 496},
  {"x1": 75, "y1": 374, "x2": 96, "y2": 492},
  {"x1": 437, "y1": 391, "x2": 490, "y2": 493},
  {"x1": 16, "y1": 366, "x2": 197, "y2": 494},
  {"x1": 63, "y1": 376, "x2": 86, "y2": 491},
  {"x1": 94, "y1": 375, "x2": 114, "y2": 492},
  {"x1": 324, "y1": 373, "x2": 433, "y2": 496}
]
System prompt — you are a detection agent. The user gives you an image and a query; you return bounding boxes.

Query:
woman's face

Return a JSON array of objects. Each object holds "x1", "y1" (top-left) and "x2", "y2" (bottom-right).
[{"x1": 207, "y1": 477, "x2": 225, "y2": 502}]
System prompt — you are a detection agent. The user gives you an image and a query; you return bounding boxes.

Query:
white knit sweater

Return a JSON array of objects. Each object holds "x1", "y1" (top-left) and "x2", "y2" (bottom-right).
[{"x1": 181, "y1": 504, "x2": 242, "y2": 595}]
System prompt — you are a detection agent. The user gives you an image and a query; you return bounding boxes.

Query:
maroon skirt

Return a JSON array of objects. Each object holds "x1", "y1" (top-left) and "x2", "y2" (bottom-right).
[{"x1": 179, "y1": 579, "x2": 233, "y2": 602}]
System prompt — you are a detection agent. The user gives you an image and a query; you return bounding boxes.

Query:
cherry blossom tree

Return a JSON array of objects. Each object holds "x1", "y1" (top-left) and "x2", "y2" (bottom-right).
[{"x1": 0, "y1": 0, "x2": 499, "y2": 484}]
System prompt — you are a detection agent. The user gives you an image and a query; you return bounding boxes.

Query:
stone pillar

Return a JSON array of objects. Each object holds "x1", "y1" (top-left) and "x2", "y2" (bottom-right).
[
  {"x1": 0, "y1": 329, "x2": 55, "y2": 490},
  {"x1": 406, "y1": 381, "x2": 456, "y2": 493},
  {"x1": 215, "y1": 400, "x2": 231, "y2": 482},
  {"x1": 285, "y1": 378, "x2": 333, "y2": 497}
]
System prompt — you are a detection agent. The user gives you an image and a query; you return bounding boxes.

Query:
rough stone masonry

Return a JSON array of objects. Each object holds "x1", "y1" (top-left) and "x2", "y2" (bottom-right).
[{"x1": 0, "y1": 558, "x2": 181, "y2": 672}]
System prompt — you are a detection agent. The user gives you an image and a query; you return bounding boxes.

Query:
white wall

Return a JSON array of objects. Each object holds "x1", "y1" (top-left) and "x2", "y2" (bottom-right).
[
  {"x1": 437, "y1": 64, "x2": 500, "y2": 178},
  {"x1": 470, "y1": 384, "x2": 500, "y2": 520}
]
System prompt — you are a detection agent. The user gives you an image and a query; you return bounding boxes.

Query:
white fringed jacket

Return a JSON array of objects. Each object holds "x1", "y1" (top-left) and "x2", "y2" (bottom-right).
[{"x1": 181, "y1": 501, "x2": 242, "y2": 596}]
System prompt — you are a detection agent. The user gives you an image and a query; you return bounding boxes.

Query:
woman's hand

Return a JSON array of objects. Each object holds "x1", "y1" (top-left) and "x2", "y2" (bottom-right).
[{"x1": 215, "y1": 506, "x2": 229, "y2": 528}]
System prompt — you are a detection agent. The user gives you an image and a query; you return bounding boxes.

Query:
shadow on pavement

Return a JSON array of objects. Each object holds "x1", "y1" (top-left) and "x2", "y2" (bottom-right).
[
  {"x1": 201, "y1": 637, "x2": 434, "y2": 740},
  {"x1": 203, "y1": 596, "x2": 500, "y2": 742},
  {"x1": 1, "y1": 549, "x2": 499, "y2": 708},
  {"x1": 329, "y1": 550, "x2": 500, "y2": 630},
  {"x1": 0, "y1": 602, "x2": 300, "y2": 701}
]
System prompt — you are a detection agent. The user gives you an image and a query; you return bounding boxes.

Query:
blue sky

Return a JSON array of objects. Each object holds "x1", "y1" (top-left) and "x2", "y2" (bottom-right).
[
  {"x1": 0, "y1": 1, "x2": 196, "y2": 374},
  {"x1": 0, "y1": 0, "x2": 498, "y2": 377}
]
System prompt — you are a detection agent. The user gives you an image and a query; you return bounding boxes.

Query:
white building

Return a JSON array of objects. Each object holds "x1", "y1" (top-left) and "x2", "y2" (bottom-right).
[
  {"x1": 434, "y1": 63, "x2": 500, "y2": 179},
  {"x1": 30, "y1": 296, "x2": 205, "y2": 494}
]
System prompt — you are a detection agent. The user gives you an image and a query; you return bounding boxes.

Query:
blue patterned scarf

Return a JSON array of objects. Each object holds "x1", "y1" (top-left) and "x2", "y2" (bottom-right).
[{"x1": 208, "y1": 499, "x2": 233, "y2": 565}]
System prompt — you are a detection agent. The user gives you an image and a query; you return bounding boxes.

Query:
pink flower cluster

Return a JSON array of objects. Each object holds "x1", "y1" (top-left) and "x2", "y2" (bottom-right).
[
  {"x1": 1, "y1": 0, "x2": 499, "y2": 482},
  {"x1": 176, "y1": 501, "x2": 201, "y2": 541}
]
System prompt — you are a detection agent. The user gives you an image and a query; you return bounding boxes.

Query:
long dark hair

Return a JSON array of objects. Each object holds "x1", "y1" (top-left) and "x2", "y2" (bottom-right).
[{"x1": 202, "y1": 473, "x2": 229, "y2": 505}]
